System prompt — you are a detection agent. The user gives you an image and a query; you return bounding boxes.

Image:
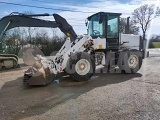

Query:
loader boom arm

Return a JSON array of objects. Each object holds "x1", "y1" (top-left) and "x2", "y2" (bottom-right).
[{"x1": 0, "y1": 13, "x2": 77, "y2": 42}]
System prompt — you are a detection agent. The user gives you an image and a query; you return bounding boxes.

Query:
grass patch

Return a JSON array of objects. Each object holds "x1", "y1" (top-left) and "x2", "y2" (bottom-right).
[{"x1": 153, "y1": 42, "x2": 160, "y2": 48}]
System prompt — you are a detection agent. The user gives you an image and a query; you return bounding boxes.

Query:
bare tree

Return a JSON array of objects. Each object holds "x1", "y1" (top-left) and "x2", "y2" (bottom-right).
[
  {"x1": 119, "y1": 17, "x2": 139, "y2": 34},
  {"x1": 27, "y1": 27, "x2": 36, "y2": 44},
  {"x1": 23, "y1": 11, "x2": 37, "y2": 44},
  {"x1": 51, "y1": 28, "x2": 57, "y2": 39},
  {"x1": 119, "y1": 18, "x2": 126, "y2": 33},
  {"x1": 132, "y1": 4, "x2": 160, "y2": 40}
]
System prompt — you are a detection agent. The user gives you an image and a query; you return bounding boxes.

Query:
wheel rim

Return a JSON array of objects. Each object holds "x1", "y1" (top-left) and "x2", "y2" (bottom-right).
[
  {"x1": 128, "y1": 55, "x2": 139, "y2": 68},
  {"x1": 75, "y1": 59, "x2": 90, "y2": 75}
]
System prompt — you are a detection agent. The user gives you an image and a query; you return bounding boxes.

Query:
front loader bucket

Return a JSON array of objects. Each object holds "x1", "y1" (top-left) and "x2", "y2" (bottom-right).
[
  {"x1": 23, "y1": 72, "x2": 46, "y2": 85},
  {"x1": 23, "y1": 62, "x2": 55, "y2": 85}
]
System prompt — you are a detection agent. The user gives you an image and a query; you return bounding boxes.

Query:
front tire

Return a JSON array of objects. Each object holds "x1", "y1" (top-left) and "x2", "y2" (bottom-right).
[{"x1": 65, "y1": 52, "x2": 95, "y2": 82}]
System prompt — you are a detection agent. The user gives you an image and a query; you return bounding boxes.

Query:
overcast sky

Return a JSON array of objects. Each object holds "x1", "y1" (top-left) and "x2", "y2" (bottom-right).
[{"x1": 0, "y1": 0, "x2": 160, "y2": 38}]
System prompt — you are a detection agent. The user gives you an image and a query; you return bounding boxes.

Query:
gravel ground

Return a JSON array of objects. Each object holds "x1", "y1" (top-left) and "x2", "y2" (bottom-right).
[{"x1": 0, "y1": 54, "x2": 160, "y2": 120}]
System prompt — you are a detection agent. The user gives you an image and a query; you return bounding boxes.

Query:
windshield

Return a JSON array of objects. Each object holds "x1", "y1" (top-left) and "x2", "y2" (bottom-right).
[{"x1": 87, "y1": 15, "x2": 105, "y2": 38}]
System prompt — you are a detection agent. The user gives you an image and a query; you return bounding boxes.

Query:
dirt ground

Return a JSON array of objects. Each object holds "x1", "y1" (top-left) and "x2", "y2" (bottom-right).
[{"x1": 1, "y1": 55, "x2": 160, "y2": 120}]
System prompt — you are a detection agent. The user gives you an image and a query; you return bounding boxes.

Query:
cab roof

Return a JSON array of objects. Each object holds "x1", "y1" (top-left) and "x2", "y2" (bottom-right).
[{"x1": 87, "y1": 12, "x2": 122, "y2": 20}]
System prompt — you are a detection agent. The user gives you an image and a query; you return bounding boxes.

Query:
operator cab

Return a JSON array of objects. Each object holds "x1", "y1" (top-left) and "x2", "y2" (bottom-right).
[{"x1": 86, "y1": 12, "x2": 121, "y2": 50}]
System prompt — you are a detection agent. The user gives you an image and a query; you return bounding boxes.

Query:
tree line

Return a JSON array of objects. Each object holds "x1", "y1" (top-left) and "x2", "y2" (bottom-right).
[
  {"x1": 148, "y1": 35, "x2": 160, "y2": 48},
  {"x1": 4, "y1": 28, "x2": 65, "y2": 56}
]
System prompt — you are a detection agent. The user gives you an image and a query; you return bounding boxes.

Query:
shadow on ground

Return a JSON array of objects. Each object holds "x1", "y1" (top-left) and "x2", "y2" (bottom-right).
[{"x1": 0, "y1": 73, "x2": 142, "y2": 120}]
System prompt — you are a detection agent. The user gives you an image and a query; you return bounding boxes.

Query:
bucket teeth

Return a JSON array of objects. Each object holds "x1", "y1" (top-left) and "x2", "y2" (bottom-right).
[{"x1": 23, "y1": 74, "x2": 31, "y2": 85}]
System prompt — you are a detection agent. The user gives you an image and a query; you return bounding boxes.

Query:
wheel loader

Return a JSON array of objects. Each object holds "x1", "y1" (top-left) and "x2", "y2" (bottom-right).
[{"x1": 0, "y1": 12, "x2": 144, "y2": 85}]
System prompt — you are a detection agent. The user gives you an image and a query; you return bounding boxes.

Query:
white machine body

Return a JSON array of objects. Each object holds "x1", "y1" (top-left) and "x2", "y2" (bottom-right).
[
  {"x1": 120, "y1": 33, "x2": 141, "y2": 50},
  {"x1": 37, "y1": 33, "x2": 141, "y2": 74}
]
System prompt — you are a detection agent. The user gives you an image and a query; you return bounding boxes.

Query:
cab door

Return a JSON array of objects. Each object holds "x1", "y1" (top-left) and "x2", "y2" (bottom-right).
[{"x1": 106, "y1": 15, "x2": 119, "y2": 50}]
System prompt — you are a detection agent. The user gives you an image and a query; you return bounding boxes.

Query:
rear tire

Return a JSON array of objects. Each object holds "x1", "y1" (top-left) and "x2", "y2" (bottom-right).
[
  {"x1": 65, "y1": 52, "x2": 95, "y2": 82},
  {"x1": 118, "y1": 50, "x2": 142, "y2": 73}
]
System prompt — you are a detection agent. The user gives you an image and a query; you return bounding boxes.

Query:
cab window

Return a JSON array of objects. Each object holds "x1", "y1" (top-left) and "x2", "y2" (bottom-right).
[{"x1": 107, "y1": 16, "x2": 118, "y2": 38}]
